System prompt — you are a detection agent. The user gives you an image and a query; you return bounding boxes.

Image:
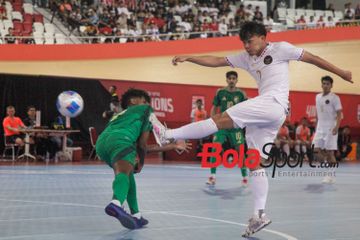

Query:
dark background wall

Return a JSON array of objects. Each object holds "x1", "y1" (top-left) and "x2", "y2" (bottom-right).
[{"x1": 0, "y1": 74, "x2": 111, "y2": 153}]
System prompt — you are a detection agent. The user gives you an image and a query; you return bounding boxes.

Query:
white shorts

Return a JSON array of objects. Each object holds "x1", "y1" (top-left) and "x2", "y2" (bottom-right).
[
  {"x1": 312, "y1": 128, "x2": 338, "y2": 150},
  {"x1": 226, "y1": 95, "x2": 286, "y2": 159}
]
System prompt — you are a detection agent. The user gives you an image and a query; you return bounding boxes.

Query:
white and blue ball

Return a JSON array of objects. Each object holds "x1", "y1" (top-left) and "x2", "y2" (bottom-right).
[{"x1": 56, "y1": 91, "x2": 84, "y2": 118}]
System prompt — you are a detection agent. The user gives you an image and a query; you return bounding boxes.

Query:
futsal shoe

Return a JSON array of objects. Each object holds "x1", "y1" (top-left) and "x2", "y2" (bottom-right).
[
  {"x1": 242, "y1": 214, "x2": 272, "y2": 238},
  {"x1": 206, "y1": 176, "x2": 216, "y2": 186},
  {"x1": 150, "y1": 113, "x2": 170, "y2": 146},
  {"x1": 105, "y1": 200, "x2": 137, "y2": 229},
  {"x1": 133, "y1": 216, "x2": 149, "y2": 228},
  {"x1": 322, "y1": 176, "x2": 336, "y2": 184}
]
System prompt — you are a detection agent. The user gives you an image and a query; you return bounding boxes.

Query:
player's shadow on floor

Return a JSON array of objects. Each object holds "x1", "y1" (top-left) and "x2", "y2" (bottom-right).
[
  {"x1": 100, "y1": 230, "x2": 134, "y2": 240},
  {"x1": 304, "y1": 184, "x2": 337, "y2": 193},
  {"x1": 202, "y1": 186, "x2": 251, "y2": 199}
]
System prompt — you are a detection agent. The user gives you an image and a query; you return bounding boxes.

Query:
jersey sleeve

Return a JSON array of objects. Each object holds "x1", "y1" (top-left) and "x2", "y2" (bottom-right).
[
  {"x1": 333, "y1": 95, "x2": 342, "y2": 111},
  {"x1": 277, "y1": 42, "x2": 304, "y2": 61},
  {"x1": 225, "y1": 51, "x2": 248, "y2": 70},
  {"x1": 212, "y1": 89, "x2": 221, "y2": 106}
]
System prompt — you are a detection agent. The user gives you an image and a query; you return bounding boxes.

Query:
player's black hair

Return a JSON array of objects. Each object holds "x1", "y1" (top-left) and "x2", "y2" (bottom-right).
[
  {"x1": 196, "y1": 99, "x2": 203, "y2": 103},
  {"x1": 121, "y1": 88, "x2": 151, "y2": 109},
  {"x1": 239, "y1": 22, "x2": 267, "y2": 42},
  {"x1": 321, "y1": 76, "x2": 333, "y2": 85},
  {"x1": 226, "y1": 71, "x2": 238, "y2": 78}
]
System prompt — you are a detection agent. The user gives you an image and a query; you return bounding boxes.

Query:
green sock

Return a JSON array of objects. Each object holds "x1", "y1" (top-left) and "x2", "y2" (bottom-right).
[
  {"x1": 112, "y1": 173, "x2": 130, "y2": 205},
  {"x1": 127, "y1": 173, "x2": 139, "y2": 214},
  {"x1": 241, "y1": 167, "x2": 248, "y2": 178}
]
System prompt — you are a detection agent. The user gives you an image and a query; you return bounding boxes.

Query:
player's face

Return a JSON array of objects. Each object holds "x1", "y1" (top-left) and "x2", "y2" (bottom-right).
[
  {"x1": 242, "y1": 35, "x2": 266, "y2": 56},
  {"x1": 226, "y1": 75, "x2": 238, "y2": 88},
  {"x1": 321, "y1": 80, "x2": 332, "y2": 93}
]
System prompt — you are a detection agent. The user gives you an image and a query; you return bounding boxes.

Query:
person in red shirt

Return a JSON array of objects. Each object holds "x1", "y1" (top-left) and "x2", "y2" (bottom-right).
[
  {"x1": 295, "y1": 117, "x2": 311, "y2": 160},
  {"x1": 2, "y1": 106, "x2": 25, "y2": 146},
  {"x1": 190, "y1": 99, "x2": 207, "y2": 123}
]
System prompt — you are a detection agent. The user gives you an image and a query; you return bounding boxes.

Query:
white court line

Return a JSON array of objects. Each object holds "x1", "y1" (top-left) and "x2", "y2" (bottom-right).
[
  {"x1": 0, "y1": 198, "x2": 298, "y2": 240},
  {"x1": 150, "y1": 211, "x2": 298, "y2": 240}
]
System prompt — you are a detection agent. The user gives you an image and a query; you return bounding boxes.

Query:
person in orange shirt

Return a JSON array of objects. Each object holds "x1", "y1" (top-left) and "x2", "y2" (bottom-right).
[
  {"x1": 190, "y1": 99, "x2": 208, "y2": 155},
  {"x1": 274, "y1": 122, "x2": 293, "y2": 158},
  {"x1": 2, "y1": 106, "x2": 25, "y2": 146},
  {"x1": 295, "y1": 117, "x2": 311, "y2": 160},
  {"x1": 190, "y1": 99, "x2": 207, "y2": 123}
]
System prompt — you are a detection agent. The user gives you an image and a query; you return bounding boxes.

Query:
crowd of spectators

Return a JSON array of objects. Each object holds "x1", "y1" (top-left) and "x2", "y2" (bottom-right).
[{"x1": 49, "y1": 0, "x2": 273, "y2": 43}]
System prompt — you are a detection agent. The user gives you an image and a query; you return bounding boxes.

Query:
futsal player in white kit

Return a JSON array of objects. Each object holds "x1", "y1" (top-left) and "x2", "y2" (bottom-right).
[
  {"x1": 151, "y1": 22, "x2": 353, "y2": 237},
  {"x1": 313, "y1": 76, "x2": 343, "y2": 184}
]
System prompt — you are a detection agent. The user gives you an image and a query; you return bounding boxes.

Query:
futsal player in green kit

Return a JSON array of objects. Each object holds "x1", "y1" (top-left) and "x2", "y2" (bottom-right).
[
  {"x1": 96, "y1": 88, "x2": 190, "y2": 230},
  {"x1": 206, "y1": 71, "x2": 248, "y2": 186}
]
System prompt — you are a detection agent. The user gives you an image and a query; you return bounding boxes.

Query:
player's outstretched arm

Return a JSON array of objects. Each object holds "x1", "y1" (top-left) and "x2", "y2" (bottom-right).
[
  {"x1": 172, "y1": 55, "x2": 229, "y2": 67},
  {"x1": 300, "y1": 51, "x2": 353, "y2": 83}
]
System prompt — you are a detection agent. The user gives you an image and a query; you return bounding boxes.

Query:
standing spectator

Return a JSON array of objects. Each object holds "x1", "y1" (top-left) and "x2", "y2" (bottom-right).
[
  {"x1": 2, "y1": 106, "x2": 25, "y2": 147},
  {"x1": 355, "y1": 4, "x2": 360, "y2": 19},
  {"x1": 190, "y1": 99, "x2": 207, "y2": 123},
  {"x1": 336, "y1": 126, "x2": 352, "y2": 161}
]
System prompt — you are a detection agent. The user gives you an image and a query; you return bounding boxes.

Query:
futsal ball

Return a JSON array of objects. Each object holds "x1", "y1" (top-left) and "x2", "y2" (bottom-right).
[{"x1": 56, "y1": 91, "x2": 84, "y2": 118}]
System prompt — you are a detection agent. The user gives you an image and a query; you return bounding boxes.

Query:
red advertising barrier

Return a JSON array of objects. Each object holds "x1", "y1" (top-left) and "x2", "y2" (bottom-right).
[
  {"x1": 0, "y1": 26, "x2": 359, "y2": 61},
  {"x1": 101, "y1": 80, "x2": 360, "y2": 129}
]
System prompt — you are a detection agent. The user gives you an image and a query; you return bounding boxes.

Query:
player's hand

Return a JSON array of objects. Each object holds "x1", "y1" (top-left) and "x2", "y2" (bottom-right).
[
  {"x1": 134, "y1": 163, "x2": 143, "y2": 174},
  {"x1": 332, "y1": 127, "x2": 338, "y2": 135},
  {"x1": 341, "y1": 70, "x2": 353, "y2": 83},
  {"x1": 172, "y1": 56, "x2": 189, "y2": 66},
  {"x1": 174, "y1": 140, "x2": 192, "y2": 153}
]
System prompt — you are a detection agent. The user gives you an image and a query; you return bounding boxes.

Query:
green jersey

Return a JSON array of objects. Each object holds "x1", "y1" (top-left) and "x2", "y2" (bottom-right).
[
  {"x1": 101, "y1": 104, "x2": 153, "y2": 144},
  {"x1": 213, "y1": 88, "x2": 247, "y2": 112}
]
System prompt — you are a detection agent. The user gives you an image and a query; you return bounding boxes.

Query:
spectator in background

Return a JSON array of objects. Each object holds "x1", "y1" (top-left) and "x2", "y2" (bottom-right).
[
  {"x1": 355, "y1": 4, "x2": 360, "y2": 19},
  {"x1": 296, "y1": 15, "x2": 306, "y2": 29},
  {"x1": 2, "y1": 106, "x2": 26, "y2": 146},
  {"x1": 253, "y1": 6, "x2": 263, "y2": 22},
  {"x1": 51, "y1": 114, "x2": 74, "y2": 150},
  {"x1": 344, "y1": 3, "x2": 355, "y2": 18},
  {"x1": 5, "y1": 28, "x2": 16, "y2": 44},
  {"x1": 295, "y1": 117, "x2": 311, "y2": 161},
  {"x1": 103, "y1": 85, "x2": 121, "y2": 120},
  {"x1": 327, "y1": 3, "x2": 335, "y2": 15},
  {"x1": 0, "y1": 2, "x2": 6, "y2": 20},
  {"x1": 263, "y1": 15, "x2": 274, "y2": 31},
  {"x1": 307, "y1": 16, "x2": 317, "y2": 28},
  {"x1": 274, "y1": 122, "x2": 292, "y2": 159},
  {"x1": 325, "y1": 16, "x2": 336, "y2": 27},
  {"x1": 317, "y1": 16, "x2": 325, "y2": 27},
  {"x1": 190, "y1": 99, "x2": 207, "y2": 123},
  {"x1": 218, "y1": 18, "x2": 228, "y2": 36},
  {"x1": 336, "y1": 126, "x2": 352, "y2": 161}
]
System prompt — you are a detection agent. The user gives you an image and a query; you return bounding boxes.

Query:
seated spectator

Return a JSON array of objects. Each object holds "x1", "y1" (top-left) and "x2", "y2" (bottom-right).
[
  {"x1": 336, "y1": 126, "x2": 352, "y2": 161},
  {"x1": 325, "y1": 16, "x2": 336, "y2": 27},
  {"x1": 51, "y1": 115, "x2": 74, "y2": 150},
  {"x1": 355, "y1": 4, "x2": 360, "y2": 19},
  {"x1": 0, "y1": 2, "x2": 6, "y2": 20},
  {"x1": 263, "y1": 15, "x2": 274, "y2": 31},
  {"x1": 296, "y1": 15, "x2": 306, "y2": 29},
  {"x1": 295, "y1": 117, "x2": 311, "y2": 161},
  {"x1": 253, "y1": 6, "x2": 263, "y2": 23},
  {"x1": 218, "y1": 19, "x2": 228, "y2": 36},
  {"x1": 307, "y1": 16, "x2": 317, "y2": 29},
  {"x1": 5, "y1": 28, "x2": 17, "y2": 44},
  {"x1": 23, "y1": 105, "x2": 57, "y2": 160},
  {"x1": 317, "y1": 16, "x2": 325, "y2": 27},
  {"x1": 274, "y1": 122, "x2": 293, "y2": 159},
  {"x1": 2, "y1": 106, "x2": 26, "y2": 147}
]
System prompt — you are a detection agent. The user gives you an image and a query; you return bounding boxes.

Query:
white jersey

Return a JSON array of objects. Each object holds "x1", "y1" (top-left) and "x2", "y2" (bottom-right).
[
  {"x1": 315, "y1": 92, "x2": 342, "y2": 131},
  {"x1": 226, "y1": 42, "x2": 304, "y2": 110}
]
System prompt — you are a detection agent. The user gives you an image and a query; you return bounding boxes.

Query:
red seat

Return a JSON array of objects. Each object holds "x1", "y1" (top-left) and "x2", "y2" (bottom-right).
[
  {"x1": 13, "y1": 21, "x2": 23, "y2": 31},
  {"x1": 88, "y1": 127, "x2": 99, "y2": 160},
  {"x1": 12, "y1": 3, "x2": 23, "y2": 12},
  {"x1": 33, "y1": 13, "x2": 43, "y2": 23},
  {"x1": 23, "y1": 22, "x2": 32, "y2": 33},
  {"x1": 23, "y1": 13, "x2": 33, "y2": 23}
]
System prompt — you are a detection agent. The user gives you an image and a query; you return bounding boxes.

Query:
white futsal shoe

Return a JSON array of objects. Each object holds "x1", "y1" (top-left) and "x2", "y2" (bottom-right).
[
  {"x1": 150, "y1": 113, "x2": 171, "y2": 146},
  {"x1": 242, "y1": 213, "x2": 272, "y2": 238},
  {"x1": 322, "y1": 176, "x2": 336, "y2": 184}
]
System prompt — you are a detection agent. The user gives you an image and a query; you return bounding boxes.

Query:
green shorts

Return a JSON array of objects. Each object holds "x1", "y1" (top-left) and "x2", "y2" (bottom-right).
[
  {"x1": 96, "y1": 134, "x2": 137, "y2": 168},
  {"x1": 213, "y1": 128, "x2": 245, "y2": 147}
]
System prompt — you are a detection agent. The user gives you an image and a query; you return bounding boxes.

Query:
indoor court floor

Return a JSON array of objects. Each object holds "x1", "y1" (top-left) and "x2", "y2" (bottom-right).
[{"x1": 0, "y1": 162, "x2": 359, "y2": 240}]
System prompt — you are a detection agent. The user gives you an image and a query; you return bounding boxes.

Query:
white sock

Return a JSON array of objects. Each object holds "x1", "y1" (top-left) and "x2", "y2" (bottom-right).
[
  {"x1": 110, "y1": 199, "x2": 121, "y2": 207},
  {"x1": 250, "y1": 168, "x2": 269, "y2": 217},
  {"x1": 132, "y1": 212, "x2": 142, "y2": 219},
  {"x1": 165, "y1": 118, "x2": 218, "y2": 140}
]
